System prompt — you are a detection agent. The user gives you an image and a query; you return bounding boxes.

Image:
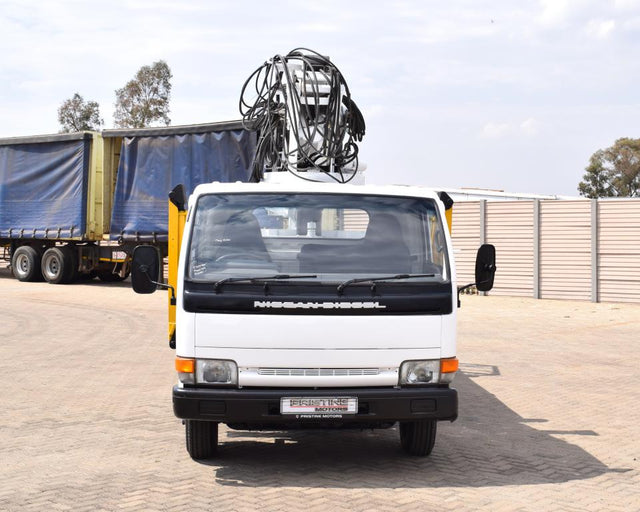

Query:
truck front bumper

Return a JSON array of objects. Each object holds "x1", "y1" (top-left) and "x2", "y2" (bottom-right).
[{"x1": 173, "y1": 386, "x2": 457, "y2": 426}]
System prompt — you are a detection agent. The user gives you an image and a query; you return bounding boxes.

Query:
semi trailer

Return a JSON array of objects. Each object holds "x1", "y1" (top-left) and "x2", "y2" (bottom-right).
[{"x1": 0, "y1": 122, "x2": 255, "y2": 283}]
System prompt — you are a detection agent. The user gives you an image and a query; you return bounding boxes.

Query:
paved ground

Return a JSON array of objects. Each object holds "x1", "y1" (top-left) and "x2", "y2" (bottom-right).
[{"x1": 0, "y1": 266, "x2": 638, "y2": 511}]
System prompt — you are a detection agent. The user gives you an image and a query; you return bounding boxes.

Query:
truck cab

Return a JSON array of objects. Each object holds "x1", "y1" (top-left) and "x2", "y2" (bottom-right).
[{"x1": 132, "y1": 180, "x2": 495, "y2": 458}]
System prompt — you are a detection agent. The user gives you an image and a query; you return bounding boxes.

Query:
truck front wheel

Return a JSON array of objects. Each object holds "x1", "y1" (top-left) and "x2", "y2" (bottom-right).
[
  {"x1": 11, "y1": 246, "x2": 43, "y2": 282},
  {"x1": 399, "y1": 419, "x2": 437, "y2": 456},
  {"x1": 185, "y1": 420, "x2": 218, "y2": 460}
]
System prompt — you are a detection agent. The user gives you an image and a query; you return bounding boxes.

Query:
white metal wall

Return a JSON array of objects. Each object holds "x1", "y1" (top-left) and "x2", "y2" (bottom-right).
[
  {"x1": 342, "y1": 209, "x2": 369, "y2": 231},
  {"x1": 450, "y1": 198, "x2": 640, "y2": 303},
  {"x1": 450, "y1": 202, "x2": 481, "y2": 285},
  {"x1": 485, "y1": 201, "x2": 534, "y2": 297},
  {"x1": 598, "y1": 199, "x2": 640, "y2": 303},
  {"x1": 539, "y1": 200, "x2": 591, "y2": 300}
]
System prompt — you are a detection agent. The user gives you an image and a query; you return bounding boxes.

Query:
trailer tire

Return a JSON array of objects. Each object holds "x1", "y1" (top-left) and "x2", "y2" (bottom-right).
[
  {"x1": 399, "y1": 419, "x2": 437, "y2": 456},
  {"x1": 41, "y1": 247, "x2": 74, "y2": 284},
  {"x1": 11, "y1": 246, "x2": 43, "y2": 282},
  {"x1": 185, "y1": 420, "x2": 218, "y2": 460}
]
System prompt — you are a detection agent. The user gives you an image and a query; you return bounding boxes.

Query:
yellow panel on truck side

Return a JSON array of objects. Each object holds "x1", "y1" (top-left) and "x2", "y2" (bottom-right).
[
  {"x1": 85, "y1": 131, "x2": 118, "y2": 241},
  {"x1": 168, "y1": 200, "x2": 187, "y2": 341},
  {"x1": 86, "y1": 132, "x2": 103, "y2": 239},
  {"x1": 445, "y1": 207, "x2": 452, "y2": 234},
  {"x1": 99, "y1": 136, "x2": 121, "y2": 240}
]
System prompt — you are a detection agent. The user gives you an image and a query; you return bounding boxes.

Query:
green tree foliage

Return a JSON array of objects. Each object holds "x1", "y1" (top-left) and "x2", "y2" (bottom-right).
[
  {"x1": 113, "y1": 60, "x2": 172, "y2": 128},
  {"x1": 578, "y1": 138, "x2": 640, "y2": 198},
  {"x1": 57, "y1": 93, "x2": 103, "y2": 132}
]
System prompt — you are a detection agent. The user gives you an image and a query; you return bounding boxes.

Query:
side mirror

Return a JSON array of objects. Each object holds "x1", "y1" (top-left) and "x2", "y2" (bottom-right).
[
  {"x1": 131, "y1": 245, "x2": 161, "y2": 294},
  {"x1": 169, "y1": 184, "x2": 188, "y2": 212},
  {"x1": 475, "y1": 244, "x2": 496, "y2": 292}
]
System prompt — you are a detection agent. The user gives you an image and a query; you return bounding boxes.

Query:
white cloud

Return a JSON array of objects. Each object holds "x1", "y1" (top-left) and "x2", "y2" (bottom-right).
[
  {"x1": 520, "y1": 118, "x2": 539, "y2": 136},
  {"x1": 297, "y1": 23, "x2": 340, "y2": 33},
  {"x1": 585, "y1": 19, "x2": 616, "y2": 39},
  {"x1": 622, "y1": 16, "x2": 640, "y2": 29},
  {"x1": 480, "y1": 122, "x2": 512, "y2": 139},
  {"x1": 537, "y1": 0, "x2": 573, "y2": 27},
  {"x1": 536, "y1": 0, "x2": 617, "y2": 29},
  {"x1": 480, "y1": 118, "x2": 540, "y2": 139},
  {"x1": 1, "y1": 0, "x2": 640, "y2": 195},
  {"x1": 614, "y1": 0, "x2": 640, "y2": 10},
  {"x1": 362, "y1": 104, "x2": 387, "y2": 119}
]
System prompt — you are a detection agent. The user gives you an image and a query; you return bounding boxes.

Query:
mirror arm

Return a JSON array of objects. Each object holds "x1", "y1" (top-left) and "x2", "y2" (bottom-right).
[
  {"x1": 457, "y1": 262, "x2": 497, "y2": 307},
  {"x1": 142, "y1": 268, "x2": 176, "y2": 305},
  {"x1": 458, "y1": 283, "x2": 476, "y2": 294},
  {"x1": 152, "y1": 281, "x2": 177, "y2": 306},
  {"x1": 457, "y1": 282, "x2": 476, "y2": 308}
]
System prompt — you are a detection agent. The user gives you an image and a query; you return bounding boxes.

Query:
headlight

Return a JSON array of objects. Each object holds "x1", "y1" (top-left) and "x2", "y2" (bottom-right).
[
  {"x1": 196, "y1": 359, "x2": 238, "y2": 386},
  {"x1": 399, "y1": 360, "x2": 440, "y2": 385},
  {"x1": 399, "y1": 358, "x2": 459, "y2": 385}
]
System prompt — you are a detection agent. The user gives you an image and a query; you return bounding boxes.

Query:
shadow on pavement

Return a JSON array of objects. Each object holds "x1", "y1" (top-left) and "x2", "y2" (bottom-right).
[
  {"x1": 0, "y1": 267, "x2": 15, "y2": 279},
  {"x1": 0, "y1": 267, "x2": 130, "y2": 287},
  {"x1": 204, "y1": 371, "x2": 612, "y2": 488}
]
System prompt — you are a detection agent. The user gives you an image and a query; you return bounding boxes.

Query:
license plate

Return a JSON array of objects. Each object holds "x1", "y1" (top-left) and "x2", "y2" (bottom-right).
[
  {"x1": 111, "y1": 251, "x2": 127, "y2": 261},
  {"x1": 281, "y1": 397, "x2": 358, "y2": 415}
]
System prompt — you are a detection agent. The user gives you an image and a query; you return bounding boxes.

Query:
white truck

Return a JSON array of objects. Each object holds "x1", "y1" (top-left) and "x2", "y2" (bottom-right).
[
  {"x1": 131, "y1": 177, "x2": 495, "y2": 458},
  {"x1": 130, "y1": 48, "x2": 496, "y2": 459}
]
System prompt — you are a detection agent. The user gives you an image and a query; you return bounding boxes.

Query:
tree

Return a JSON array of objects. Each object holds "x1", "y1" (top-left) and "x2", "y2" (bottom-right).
[
  {"x1": 578, "y1": 138, "x2": 640, "y2": 198},
  {"x1": 57, "y1": 93, "x2": 103, "y2": 132},
  {"x1": 113, "y1": 60, "x2": 172, "y2": 128}
]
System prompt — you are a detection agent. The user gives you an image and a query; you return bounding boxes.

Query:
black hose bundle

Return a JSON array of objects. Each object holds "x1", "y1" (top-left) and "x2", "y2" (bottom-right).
[{"x1": 239, "y1": 48, "x2": 365, "y2": 183}]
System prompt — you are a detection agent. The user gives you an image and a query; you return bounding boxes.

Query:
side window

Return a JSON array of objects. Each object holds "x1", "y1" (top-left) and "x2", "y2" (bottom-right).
[
  {"x1": 254, "y1": 207, "x2": 370, "y2": 240},
  {"x1": 428, "y1": 210, "x2": 446, "y2": 269}
]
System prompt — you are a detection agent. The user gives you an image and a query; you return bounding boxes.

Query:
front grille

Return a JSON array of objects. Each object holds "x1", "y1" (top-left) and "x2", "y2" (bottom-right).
[{"x1": 256, "y1": 368, "x2": 380, "y2": 377}]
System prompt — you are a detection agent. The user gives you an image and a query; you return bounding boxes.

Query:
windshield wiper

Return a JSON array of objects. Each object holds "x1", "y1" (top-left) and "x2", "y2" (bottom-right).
[
  {"x1": 337, "y1": 274, "x2": 435, "y2": 295},
  {"x1": 213, "y1": 274, "x2": 317, "y2": 293}
]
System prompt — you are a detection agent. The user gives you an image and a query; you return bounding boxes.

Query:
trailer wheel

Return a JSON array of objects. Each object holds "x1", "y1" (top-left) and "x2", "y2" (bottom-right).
[
  {"x1": 11, "y1": 246, "x2": 43, "y2": 282},
  {"x1": 185, "y1": 420, "x2": 218, "y2": 460},
  {"x1": 399, "y1": 419, "x2": 437, "y2": 456},
  {"x1": 41, "y1": 247, "x2": 74, "y2": 284}
]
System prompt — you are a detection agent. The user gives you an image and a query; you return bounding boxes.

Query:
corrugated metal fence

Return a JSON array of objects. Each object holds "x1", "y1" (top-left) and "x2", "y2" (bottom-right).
[{"x1": 451, "y1": 199, "x2": 640, "y2": 303}]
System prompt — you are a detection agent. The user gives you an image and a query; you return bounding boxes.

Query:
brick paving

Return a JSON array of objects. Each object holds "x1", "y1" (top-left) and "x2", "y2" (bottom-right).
[{"x1": 0, "y1": 267, "x2": 638, "y2": 511}]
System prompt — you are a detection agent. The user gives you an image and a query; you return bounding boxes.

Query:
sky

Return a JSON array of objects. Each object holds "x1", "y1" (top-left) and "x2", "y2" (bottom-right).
[{"x1": 1, "y1": 0, "x2": 639, "y2": 196}]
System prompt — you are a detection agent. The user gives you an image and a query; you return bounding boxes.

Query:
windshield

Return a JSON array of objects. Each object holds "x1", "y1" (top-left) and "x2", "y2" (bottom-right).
[{"x1": 187, "y1": 193, "x2": 449, "y2": 284}]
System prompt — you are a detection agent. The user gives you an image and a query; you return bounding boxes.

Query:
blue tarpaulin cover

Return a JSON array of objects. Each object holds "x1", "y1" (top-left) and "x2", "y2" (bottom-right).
[
  {"x1": 110, "y1": 130, "x2": 255, "y2": 242},
  {"x1": 0, "y1": 139, "x2": 89, "y2": 239}
]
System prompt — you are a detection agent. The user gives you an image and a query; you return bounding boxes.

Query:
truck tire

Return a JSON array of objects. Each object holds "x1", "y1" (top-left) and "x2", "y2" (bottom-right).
[
  {"x1": 11, "y1": 246, "x2": 43, "y2": 282},
  {"x1": 185, "y1": 420, "x2": 218, "y2": 460},
  {"x1": 399, "y1": 419, "x2": 437, "y2": 456},
  {"x1": 41, "y1": 247, "x2": 75, "y2": 284}
]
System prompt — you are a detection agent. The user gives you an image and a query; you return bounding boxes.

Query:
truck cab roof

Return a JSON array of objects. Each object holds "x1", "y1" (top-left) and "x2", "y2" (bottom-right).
[{"x1": 190, "y1": 181, "x2": 443, "y2": 206}]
